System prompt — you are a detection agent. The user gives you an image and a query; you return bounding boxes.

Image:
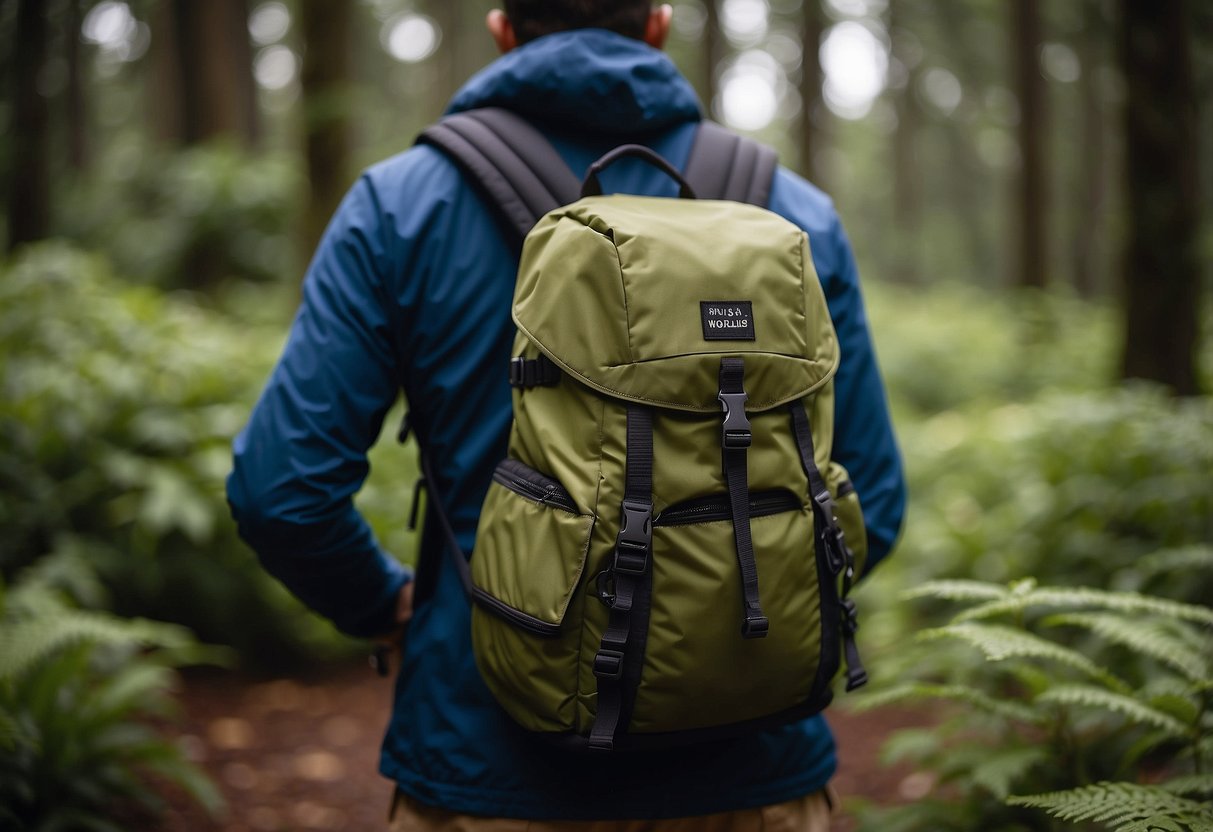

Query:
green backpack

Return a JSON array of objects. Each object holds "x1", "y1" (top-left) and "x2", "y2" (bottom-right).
[{"x1": 416, "y1": 109, "x2": 867, "y2": 752}]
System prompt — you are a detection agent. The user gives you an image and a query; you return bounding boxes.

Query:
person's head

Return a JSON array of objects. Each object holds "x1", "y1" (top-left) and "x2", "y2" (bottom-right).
[{"x1": 486, "y1": 2, "x2": 673, "y2": 54}]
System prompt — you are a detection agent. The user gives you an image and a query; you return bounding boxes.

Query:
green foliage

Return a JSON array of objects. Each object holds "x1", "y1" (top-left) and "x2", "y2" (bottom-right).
[
  {"x1": 0, "y1": 243, "x2": 415, "y2": 663},
  {"x1": 1008, "y1": 782, "x2": 1213, "y2": 832},
  {"x1": 57, "y1": 140, "x2": 301, "y2": 289},
  {"x1": 888, "y1": 385, "x2": 1213, "y2": 601},
  {"x1": 0, "y1": 560, "x2": 224, "y2": 830},
  {"x1": 850, "y1": 580, "x2": 1213, "y2": 832}
]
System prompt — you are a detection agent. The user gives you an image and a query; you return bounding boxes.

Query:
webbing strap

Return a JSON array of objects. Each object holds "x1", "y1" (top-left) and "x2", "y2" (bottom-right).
[
  {"x1": 719, "y1": 359, "x2": 767, "y2": 639},
  {"x1": 418, "y1": 452, "x2": 475, "y2": 598},
  {"x1": 589, "y1": 406, "x2": 654, "y2": 751},
  {"x1": 789, "y1": 402, "x2": 868, "y2": 691},
  {"x1": 416, "y1": 108, "x2": 581, "y2": 243},
  {"x1": 684, "y1": 121, "x2": 779, "y2": 207},
  {"x1": 508, "y1": 354, "x2": 561, "y2": 388}
]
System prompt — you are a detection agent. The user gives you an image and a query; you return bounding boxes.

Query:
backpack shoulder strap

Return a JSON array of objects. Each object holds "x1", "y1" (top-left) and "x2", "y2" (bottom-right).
[
  {"x1": 683, "y1": 121, "x2": 779, "y2": 208},
  {"x1": 415, "y1": 108, "x2": 581, "y2": 243}
]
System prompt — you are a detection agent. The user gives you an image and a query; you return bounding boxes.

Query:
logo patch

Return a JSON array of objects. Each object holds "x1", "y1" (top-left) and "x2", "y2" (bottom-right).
[{"x1": 700, "y1": 301, "x2": 756, "y2": 341}]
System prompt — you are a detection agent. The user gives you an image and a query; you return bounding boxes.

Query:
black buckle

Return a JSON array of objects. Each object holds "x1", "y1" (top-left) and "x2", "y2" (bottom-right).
[
  {"x1": 718, "y1": 391, "x2": 751, "y2": 448},
  {"x1": 508, "y1": 356, "x2": 525, "y2": 386},
  {"x1": 614, "y1": 498, "x2": 652, "y2": 574},
  {"x1": 593, "y1": 649, "x2": 624, "y2": 679},
  {"x1": 841, "y1": 598, "x2": 860, "y2": 635},
  {"x1": 742, "y1": 613, "x2": 770, "y2": 639}
]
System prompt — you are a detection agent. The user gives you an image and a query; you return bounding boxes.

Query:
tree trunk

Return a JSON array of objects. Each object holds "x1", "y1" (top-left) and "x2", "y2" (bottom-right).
[
  {"x1": 798, "y1": 0, "x2": 826, "y2": 186},
  {"x1": 888, "y1": 0, "x2": 919, "y2": 283},
  {"x1": 66, "y1": 0, "x2": 87, "y2": 171},
  {"x1": 1013, "y1": 0, "x2": 1047, "y2": 288},
  {"x1": 299, "y1": 0, "x2": 353, "y2": 256},
  {"x1": 1072, "y1": 0, "x2": 1107, "y2": 297},
  {"x1": 6, "y1": 0, "x2": 51, "y2": 251},
  {"x1": 150, "y1": 0, "x2": 258, "y2": 146},
  {"x1": 702, "y1": 0, "x2": 721, "y2": 120},
  {"x1": 1118, "y1": 0, "x2": 1202, "y2": 394}
]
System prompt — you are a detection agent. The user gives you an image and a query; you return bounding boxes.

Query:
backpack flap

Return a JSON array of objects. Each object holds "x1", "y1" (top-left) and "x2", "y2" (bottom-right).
[{"x1": 512, "y1": 195, "x2": 839, "y2": 413}]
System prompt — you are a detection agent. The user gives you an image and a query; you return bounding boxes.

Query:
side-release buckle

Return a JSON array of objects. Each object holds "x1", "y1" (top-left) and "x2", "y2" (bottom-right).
[
  {"x1": 593, "y1": 648, "x2": 625, "y2": 680},
  {"x1": 718, "y1": 391, "x2": 752, "y2": 448},
  {"x1": 613, "y1": 498, "x2": 652, "y2": 574}
]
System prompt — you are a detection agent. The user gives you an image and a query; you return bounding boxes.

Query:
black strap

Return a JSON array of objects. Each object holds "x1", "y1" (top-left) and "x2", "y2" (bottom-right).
[
  {"x1": 417, "y1": 451, "x2": 475, "y2": 598},
  {"x1": 589, "y1": 406, "x2": 654, "y2": 751},
  {"x1": 508, "y1": 354, "x2": 561, "y2": 388},
  {"x1": 418, "y1": 111, "x2": 777, "y2": 249},
  {"x1": 789, "y1": 401, "x2": 867, "y2": 691},
  {"x1": 416, "y1": 108, "x2": 581, "y2": 243},
  {"x1": 684, "y1": 121, "x2": 779, "y2": 207},
  {"x1": 719, "y1": 358, "x2": 768, "y2": 639}
]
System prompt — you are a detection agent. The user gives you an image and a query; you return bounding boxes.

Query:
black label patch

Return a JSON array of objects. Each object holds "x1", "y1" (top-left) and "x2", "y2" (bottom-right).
[{"x1": 701, "y1": 301, "x2": 756, "y2": 341}]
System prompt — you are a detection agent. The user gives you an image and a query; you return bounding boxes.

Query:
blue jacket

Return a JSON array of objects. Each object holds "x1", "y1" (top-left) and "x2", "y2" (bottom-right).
[{"x1": 229, "y1": 29, "x2": 905, "y2": 820}]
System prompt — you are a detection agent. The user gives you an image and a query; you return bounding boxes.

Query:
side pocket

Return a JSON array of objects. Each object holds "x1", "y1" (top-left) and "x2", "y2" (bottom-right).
[
  {"x1": 826, "y1": 461, "x2": 867, "y2": 578},
  {"x1": 470, "y1": 459, "x2": 594, "y2": 733}
]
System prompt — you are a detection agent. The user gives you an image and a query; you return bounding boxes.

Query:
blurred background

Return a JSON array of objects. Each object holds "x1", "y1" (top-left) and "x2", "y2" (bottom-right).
[{"x1": 0, "y1": 1, "x2": 1210, "y2": 831}]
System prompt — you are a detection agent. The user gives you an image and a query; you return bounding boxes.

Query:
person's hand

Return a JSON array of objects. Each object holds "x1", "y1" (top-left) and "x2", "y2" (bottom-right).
[{"x1": 371, "y1": 581, "x2": 414, "y2": 675}]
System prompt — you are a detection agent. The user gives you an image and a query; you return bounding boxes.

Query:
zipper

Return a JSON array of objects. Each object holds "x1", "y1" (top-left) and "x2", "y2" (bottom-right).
[
  {"x1": 471, "y1": 587, "x2": 562, "y2": 637},
  {"x1": 492, "y1": 459, "x2": 578, "y2": 513},
  {"x1": 654, "y1": 489, "x2": 801, "y2": 527}
]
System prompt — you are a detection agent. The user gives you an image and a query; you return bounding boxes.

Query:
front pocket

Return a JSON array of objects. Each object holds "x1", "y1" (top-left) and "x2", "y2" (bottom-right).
[{"x1": 470, "y1": 458, "x2": 595, "y2": 733}]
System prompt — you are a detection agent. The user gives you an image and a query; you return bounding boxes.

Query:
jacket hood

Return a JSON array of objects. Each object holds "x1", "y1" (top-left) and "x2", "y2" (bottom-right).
[{"x1": 446, "y1": 29, "x2": 702, "y2": 135}]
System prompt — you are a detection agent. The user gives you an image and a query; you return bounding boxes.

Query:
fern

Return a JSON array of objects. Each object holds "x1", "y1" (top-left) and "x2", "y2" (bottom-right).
[
  {"x1": 955, "y1": 587, "x2": 1213, "y2": 628},
  {"x1": 1036, "y1": 685, "x2": 1193, "y2": 737},
  {"x1": 919, "y1": 621, "x2": 1132, "y2": 691},
  {"x1": 1042, "y1": 613, "x2": 1211, "y2": 682},
  {"x1": 1008, "y1": 782, "x2": 1213, "y2": 832},
  {"x1": 904, "y1": 579, "x2": 1014, "y2": 603},
  {"x1": 1160, "y1": 774, "x2": 1213, "y2": 798},
  {"x1": 851, "y1": 681, "x2": 1045, "y2": 724},
  {"x1": 969, "y1": 746, "x2": 1050, "y2": 799},
  {"x1": 0, "y1": 609, "x2": 195, "y2": 681},
  {"x1": 1138, "y1": 545, "x2": 1213, "y2": 580}
]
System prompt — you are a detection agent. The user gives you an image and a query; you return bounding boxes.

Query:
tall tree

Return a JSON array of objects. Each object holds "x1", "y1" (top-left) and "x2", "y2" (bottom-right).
[
  {"x1": 888, "y1": 0, "x2": 920, "y2": 283},
  {"x1": 798, "y1": 0, "x2": 826, "y2": 186},
  {"x1": 702, "y1": 0, "x2": 722, "y2": 119},
  {"x1": 1013, "y1": 0, "x2": 1047, "y2": 288},
  {"x1": 6, "y1": 0, "x2": 51, "y2": 251},
  {"x1": 149, "y1": 0, "x2": 258, "y2": 146},
  {"x1": 299, "y1": 0, "x2": 353, "y2": 256},
  {"x1": 1072, "y1": 0, "x2": 1109, "y2": 297},
  {"x1": 1118, "y1": 0, "x2": 1202, "y2": 394},
  {"x1": 65, "y1": 0, "x2": 87, "y2": 171}
]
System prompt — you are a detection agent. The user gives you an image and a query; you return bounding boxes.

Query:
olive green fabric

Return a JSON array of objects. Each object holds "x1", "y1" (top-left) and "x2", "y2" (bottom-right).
[{"x1": 470, "y1": 194, "x2": 864, "y2": 740}]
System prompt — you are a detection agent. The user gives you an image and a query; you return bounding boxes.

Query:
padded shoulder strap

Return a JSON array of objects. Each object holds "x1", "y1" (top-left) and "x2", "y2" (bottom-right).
[
  {"x1": 416, "y1": 108, "x2": 581, "y2": 243},
  {"x1": 683, "y1": 121, "x2": 779, "y2": 207}
]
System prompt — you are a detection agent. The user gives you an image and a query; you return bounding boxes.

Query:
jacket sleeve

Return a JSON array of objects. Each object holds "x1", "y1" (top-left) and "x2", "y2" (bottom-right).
[
  {"x1": 226, "y1": 174, "x2": 411, "y2": 637},
  {"x1": 769, "y1": 169, "x2": 906, "y2": 572}
]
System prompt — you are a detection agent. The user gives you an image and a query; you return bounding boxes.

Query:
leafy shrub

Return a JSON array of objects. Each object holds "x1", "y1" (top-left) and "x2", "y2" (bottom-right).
[
  {"x1": 0, "y1": 554, "x2": 225, "y2": 830},
  {"x1": 0, "y1": 243, "x2": 416, "y2": 663},
  {"x1": 850, "y1": 579, "x2": 1213, "y2": 832},
  {"x1": 890, "y1": 386, "x2": 1213, "y2": 603},
  {"x1": 57, "y1": 140, "x2": 301, "y2": 289}
]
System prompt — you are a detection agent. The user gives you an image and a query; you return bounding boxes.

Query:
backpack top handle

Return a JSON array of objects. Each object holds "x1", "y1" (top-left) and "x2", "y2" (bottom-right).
[{"x1": 580, "y1": 144, "x2": 698, "y2": 200}]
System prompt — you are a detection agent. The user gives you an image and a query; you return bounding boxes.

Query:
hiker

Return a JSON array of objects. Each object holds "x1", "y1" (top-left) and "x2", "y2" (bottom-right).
[{"x1": 227, "y1": 2, "x2": 906, "y2": 829}]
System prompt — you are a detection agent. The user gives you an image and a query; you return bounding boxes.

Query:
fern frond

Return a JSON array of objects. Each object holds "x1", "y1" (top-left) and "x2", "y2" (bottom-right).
[
  {"x1": 1043, "y1": 612, "x2": 1212, "y2": 682},
  {"x1": 850, "y1": 681, "x2": 1043, "y2": 724},
  {"x1": 957, "y1": 588, "x2": 1213, "y2": 627},
  {"x1": 904, "y1": 580, "x2": 1013, "y2": 603},
  {"x1": 0, "y1": 611, "x2": 193, "y2": 681},
  {"x1": 1138, "y1": 545, "x2": 1213, "y2": 580},
  {"x1": 919, "y1": 622, "x2": 1131, "y2": 692},
  {"x1": 1035, "y1": 685, "x2": 1192, "y2": 737},
  {"x1": 1008, "y1": 781, "x2": 1213, "y2": 832},
  {"x1": 969, "y1": 746, "x2": 1049, "y2": 799},
  {"x1": 1161, "y1": 774, "x2": 1213, "y2": 798}
]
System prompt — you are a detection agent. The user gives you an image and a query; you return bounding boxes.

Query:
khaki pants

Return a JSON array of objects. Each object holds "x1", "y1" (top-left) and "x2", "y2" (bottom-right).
[{"x1": 389, "y1": 788, "x2": 837, "y2": 832}]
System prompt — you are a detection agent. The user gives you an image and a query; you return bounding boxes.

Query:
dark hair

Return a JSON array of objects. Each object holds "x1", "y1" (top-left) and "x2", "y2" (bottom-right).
[{"x1": 503, "y1": 1, "x2": 652, "y2": 44}]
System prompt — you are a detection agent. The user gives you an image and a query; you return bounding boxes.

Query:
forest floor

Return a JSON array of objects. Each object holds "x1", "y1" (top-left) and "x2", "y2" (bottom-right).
[{"x1": 152, "y1": 662, "x2": 929, "y2": 831}]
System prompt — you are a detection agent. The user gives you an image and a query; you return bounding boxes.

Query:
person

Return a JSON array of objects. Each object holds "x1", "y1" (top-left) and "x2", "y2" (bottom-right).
[{"x1": 227, "y1": 2, "x2": 906, "y2": 829}]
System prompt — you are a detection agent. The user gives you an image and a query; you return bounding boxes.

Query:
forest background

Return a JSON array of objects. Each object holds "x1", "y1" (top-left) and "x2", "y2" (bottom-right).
[{"x1": 1, "y1": 1, "x2": 1211, "y2": 831}]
